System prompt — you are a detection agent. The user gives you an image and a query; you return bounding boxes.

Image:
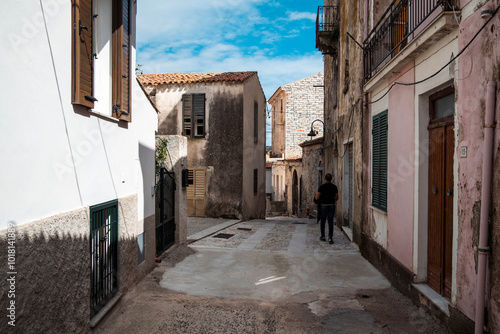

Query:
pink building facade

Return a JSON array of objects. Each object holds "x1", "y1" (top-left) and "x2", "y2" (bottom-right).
[
  {"x1": 318, "y1": 0, "x2": 500, "y2": 332},
  {"x1": 363, "y1": 1, "x2": 500, "y2": 332}
]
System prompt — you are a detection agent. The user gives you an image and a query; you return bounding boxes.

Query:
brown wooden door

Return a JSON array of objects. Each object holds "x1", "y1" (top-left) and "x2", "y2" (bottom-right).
[{"x1": 427, "y1": 124, "x2": 454, "y2": 299}]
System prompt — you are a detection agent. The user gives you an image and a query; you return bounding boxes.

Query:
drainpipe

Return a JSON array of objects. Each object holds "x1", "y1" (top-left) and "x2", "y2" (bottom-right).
[{"x1": 475, "y1": 81, "x2": 497, "y2": 334}]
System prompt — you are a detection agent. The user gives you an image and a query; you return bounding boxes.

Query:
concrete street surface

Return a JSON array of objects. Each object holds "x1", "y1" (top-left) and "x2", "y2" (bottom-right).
[{"x1": 95, "y1": 217, "x2": 449, "y2": 333}]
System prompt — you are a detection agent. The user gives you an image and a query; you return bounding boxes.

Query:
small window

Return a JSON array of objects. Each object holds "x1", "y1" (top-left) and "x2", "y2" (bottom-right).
[
  {"x1": 183, "y1": 94, "x2": 205, "y2": 138},
  {"x1": 254, "y1": 169, "x2": 258, "y2": 195},
  {"x1": 429, "y1": 86, "x2": 455, "y2": 125},
  {"x1": 254, "y1": 101, "x2": 259, "y2": 143}
]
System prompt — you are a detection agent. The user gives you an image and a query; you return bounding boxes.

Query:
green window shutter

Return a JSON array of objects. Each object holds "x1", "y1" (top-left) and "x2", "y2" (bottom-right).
[
  {"x1": 182, "y1": 94, "x2": 192, "y2": 137},
  {"x1": 193, "y1": 94, "x2": 205, "y2": 137},
  {"x1": 372, "y1": 110, "x2": 388, "y2": 211}
]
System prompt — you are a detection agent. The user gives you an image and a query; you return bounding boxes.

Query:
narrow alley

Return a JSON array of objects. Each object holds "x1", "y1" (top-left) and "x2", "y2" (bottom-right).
[{"x1": 95, "y1": 217, "x2": 449, "y2": 333}]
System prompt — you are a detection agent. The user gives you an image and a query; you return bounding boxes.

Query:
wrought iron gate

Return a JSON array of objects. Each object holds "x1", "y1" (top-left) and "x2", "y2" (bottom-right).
[
  {"x1": 156, "y1": 168, "x2": 176, "y2": 256},
  {"x1": 90, "y1": 200, "x2": 118, "y2": 318}
]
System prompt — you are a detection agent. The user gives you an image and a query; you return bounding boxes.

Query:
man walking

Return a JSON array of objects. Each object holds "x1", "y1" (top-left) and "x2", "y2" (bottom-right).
[{"x1": 315, "y1": 173, "x2": 339, "y2": 244}]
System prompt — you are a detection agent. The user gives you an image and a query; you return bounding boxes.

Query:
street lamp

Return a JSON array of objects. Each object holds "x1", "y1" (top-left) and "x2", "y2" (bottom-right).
[{"x1": 307, "y1": 119, "x2": 325, "y2": 138}]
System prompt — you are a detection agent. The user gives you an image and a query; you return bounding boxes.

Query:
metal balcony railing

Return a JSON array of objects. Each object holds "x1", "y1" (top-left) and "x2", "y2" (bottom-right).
[
  {"x1": 316, "y1": 6, "x2": 340, "y2": 54},
  {"x1": 364, "y1": 0, "x2": 458, "y2": 81}
]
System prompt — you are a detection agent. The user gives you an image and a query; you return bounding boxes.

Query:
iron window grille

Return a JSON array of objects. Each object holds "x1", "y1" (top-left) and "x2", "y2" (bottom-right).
[{"x1": 90, "y1": 199, "x2": 118, "y2": 318}]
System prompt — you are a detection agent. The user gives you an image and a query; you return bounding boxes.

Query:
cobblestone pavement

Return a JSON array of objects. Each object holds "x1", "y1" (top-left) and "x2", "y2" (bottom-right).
[
  {"x1": 187, "y1": 217, "x2": 239, "y2": 237},
  {"x1": 96, "y1": 217, "x2": 450, "y2": 334},
  {"x1": 191, "y1": 217, "x2": 354, "y2": 253}
]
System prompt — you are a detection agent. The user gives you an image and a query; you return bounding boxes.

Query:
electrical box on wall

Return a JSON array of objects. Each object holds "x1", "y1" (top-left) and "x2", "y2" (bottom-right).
[{"x1": 182, "y1": 169, "x2": 189, "y2": 187}]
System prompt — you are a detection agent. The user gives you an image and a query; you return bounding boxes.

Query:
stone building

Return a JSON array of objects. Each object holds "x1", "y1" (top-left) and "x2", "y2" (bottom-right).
[
  {"x1": 268, "y1": 73, "x2": 325, "y2": 210},
  {"x1": 299, "y1": 138, "x2": 326, "y2": 219},
  {"x1": 316, "y1": 0, "x2": 500, "y2": 332},
  {"x1": 138, "y1": 72, "x2": 267, "y2": 220},
  {"x1": 316, "y1": 1, "x2": 366, "y2": 241},
  {"x1": 268, "y1": 73, "x2": 325, "y2": 159}
]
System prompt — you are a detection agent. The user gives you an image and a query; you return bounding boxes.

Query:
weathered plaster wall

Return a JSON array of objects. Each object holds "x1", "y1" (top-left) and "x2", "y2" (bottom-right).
[
  {"x1": 387, "y1": 62, "x2": 415, "y2": 270},
  {"x1": 300, "y1": 140, "x2": 325, "y2": 218},
  {"x1": 242, "y1": 75, "x2": 267, "y2": 220},
  {"x1": 159, "y1": 135, "x2": 188, "y2": 245},
  {"x1": 336, "y1": 0, "x2": 366, "y2": 243},
  {"x1": 455, "y1": 2, "x2": 500, "y2": 327},
  {"x1": 151, "y1": 82, "x2": 248, "y2": 219},
  {"x1": 0, "y1": 194, "x2": 153, "y2": 333},
  {"x1": 206, "y1": 89, "x2": 244, "y2": 218}
]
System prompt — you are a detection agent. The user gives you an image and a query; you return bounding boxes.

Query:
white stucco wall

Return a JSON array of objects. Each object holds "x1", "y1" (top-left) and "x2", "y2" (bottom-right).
[{"x1": 0, "y1": 1, "x2": 157, "y2": 230}]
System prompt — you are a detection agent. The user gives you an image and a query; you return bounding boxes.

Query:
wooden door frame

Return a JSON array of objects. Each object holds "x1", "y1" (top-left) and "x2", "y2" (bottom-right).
[{"x1": 426, "y1": 86, "x2": 455, "y2": 298}]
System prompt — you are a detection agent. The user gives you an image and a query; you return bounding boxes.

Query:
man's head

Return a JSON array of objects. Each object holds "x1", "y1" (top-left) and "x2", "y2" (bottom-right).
[{"x1": 325, "y1": 173, "x2": 332, "y2": 182}]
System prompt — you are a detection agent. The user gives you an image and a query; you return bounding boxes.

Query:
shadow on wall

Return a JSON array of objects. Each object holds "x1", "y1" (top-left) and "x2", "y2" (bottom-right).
[{"x1": 0, "y1": 225, "x2": 148, "y2": 334}]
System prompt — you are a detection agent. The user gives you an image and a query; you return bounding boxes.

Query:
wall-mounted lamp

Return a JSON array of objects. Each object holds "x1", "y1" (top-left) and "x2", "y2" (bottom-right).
[{"x1": 307, "y1": 119, "x2": 325, "y2": 138}]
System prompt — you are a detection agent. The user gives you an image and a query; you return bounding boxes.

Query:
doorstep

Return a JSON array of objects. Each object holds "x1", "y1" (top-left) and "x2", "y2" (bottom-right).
[
  {"x1": 342, "y1": 226, "x2": 353, "y2": 241},
  {"x1": 412, "y1": 283, "x2": 450, "y2": 316},
  {"x1": 90, "y1": 292, "x2": 123, "y2": 328}
]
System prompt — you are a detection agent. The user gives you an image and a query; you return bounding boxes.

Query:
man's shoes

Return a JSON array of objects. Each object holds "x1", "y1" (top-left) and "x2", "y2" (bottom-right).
[
  {"x1": 328, "y1": 238, "x2": 334, "y2": 245},
  {"x1": 320, "y1": 237, "x2": 326, "y2": 241}
]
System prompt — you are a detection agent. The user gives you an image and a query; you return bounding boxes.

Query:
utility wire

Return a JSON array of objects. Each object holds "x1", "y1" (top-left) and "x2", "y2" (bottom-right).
[{"x1": 369, "y1": 4, "x2": 500, "y2": 105}]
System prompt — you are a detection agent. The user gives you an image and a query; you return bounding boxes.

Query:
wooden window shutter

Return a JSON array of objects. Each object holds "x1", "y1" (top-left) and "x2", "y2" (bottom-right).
[
  {"x1": 372, "y1": 110, "x2": 388, "y2": 211},
  {"x1": 112, "y1": 0, "x2": 132, "y2": 121},
  {"x1": 182, "y1": 94, "x2": 192, "y2": 137},
  {"x1": 193, "y1": 94, "x2": 205, "y2": 137},
  {"x1": 72, "y1": 0, "x2": 96, "y2": 108}
]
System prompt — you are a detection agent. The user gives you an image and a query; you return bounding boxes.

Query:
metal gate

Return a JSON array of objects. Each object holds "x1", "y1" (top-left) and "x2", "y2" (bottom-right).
[
  {"x1": 156, "y1": 168, "x2": 176, "y2": 256},
  {"x1": 90, "y1": 200, "x2": 118, "y2": 318}
]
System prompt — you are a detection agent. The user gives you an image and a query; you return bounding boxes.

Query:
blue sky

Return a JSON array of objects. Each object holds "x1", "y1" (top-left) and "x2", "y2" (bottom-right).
[{"x1": 136, "y1": 0, "x2": 325, "y2": 144}]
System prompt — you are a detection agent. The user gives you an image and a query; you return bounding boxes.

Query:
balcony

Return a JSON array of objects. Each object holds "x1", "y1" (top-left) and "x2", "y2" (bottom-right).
[
  {"x1": 316, "y1": 6, "x2": 340, "y2": 55},
  {"x1": 364, "y1": 0, "x2": 458, "y2": 82}
]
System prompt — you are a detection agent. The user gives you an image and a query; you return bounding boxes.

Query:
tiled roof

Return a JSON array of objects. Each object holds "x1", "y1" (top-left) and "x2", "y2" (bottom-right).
[
  {"x1": 299, "y1": 137, "x2": 324, "y2": 147},
  {"x1": 284, "y1": 155, "x2": 302, "y2": 161},
  {"x1": 137, "y1": 72, "x2": 257, "y2": 86}
]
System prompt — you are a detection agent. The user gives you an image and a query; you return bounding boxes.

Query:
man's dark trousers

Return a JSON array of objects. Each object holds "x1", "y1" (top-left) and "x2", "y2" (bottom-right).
[{"x1": 320, "y1": 204, "x2": 336, "y2": 239}]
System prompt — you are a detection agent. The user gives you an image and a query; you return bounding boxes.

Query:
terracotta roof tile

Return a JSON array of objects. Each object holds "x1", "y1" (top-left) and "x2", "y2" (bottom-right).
[
  {"x1": 285, "y1": 155, "x2": 302, "y2": 161},
  {"x1": 137, "y1": 72, "x2": 257, "y2": 86}
]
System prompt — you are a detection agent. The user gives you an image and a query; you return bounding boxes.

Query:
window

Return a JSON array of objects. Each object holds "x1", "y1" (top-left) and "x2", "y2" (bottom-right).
[
  {"x1": 72, "y1": 0, "x2": 132, "y2": 121},
  {"x1": 90, "y1": 200, "x2": 118, "y2": 317},
  {"x1": 254, "y1": 101, "x2": 259, "y2": 143},
  {"x1": 182, "y1": 94, "x2": 205, "y2": 137},
  {"x1": 372, "y1": 110, "x2": 388, "y2": 211},
  {"x1": 254, "y1": 169, "x2": 258, "y2": 195}
]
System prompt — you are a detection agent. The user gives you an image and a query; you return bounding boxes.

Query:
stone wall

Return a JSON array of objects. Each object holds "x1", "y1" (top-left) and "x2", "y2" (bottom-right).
[
  {"x1": 300, "y1": 139, "x2": 325, "y2": 219},
  {"x1": 270, "y1": 73, "x2": 324, "y2": 158}
]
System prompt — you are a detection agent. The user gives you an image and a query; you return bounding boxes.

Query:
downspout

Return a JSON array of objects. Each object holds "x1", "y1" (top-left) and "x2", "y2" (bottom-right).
[{"x1": 475, "y1": 81, "x2": 497, "y2": 334}]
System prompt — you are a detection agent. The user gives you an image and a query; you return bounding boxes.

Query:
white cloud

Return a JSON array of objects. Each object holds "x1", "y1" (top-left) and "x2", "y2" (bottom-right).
[
  {"x1": 286, "y1": 11, "x2": 316, "y2": 22},
  {"x1": 136, "y1": 0, "x2": 323, "y2": 99}
]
